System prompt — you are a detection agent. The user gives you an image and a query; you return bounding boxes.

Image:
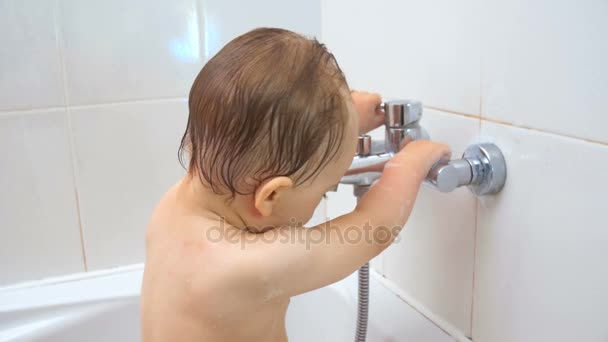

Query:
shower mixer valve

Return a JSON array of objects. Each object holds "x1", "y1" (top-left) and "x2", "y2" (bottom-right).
[
  {"x1": 341, "y1": 99, "x2": 507, "y2": 196},
  {"x1": 338, "y1": 99, "x2": 509, "y2": 342}
]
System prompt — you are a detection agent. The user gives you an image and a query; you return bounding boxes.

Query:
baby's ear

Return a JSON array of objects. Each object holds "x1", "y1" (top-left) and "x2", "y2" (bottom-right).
[{"x1": 253, "y1": 176, "x2": 294, "y2": 217}]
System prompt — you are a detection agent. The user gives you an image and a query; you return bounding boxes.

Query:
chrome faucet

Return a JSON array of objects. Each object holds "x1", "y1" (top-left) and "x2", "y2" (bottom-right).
[
  {"x1": 337, "y1": 100, "x2": 507, "y2": 342},
  {"x1": 340, "y1": 99, "x2": 507, "y2": 197},
  {"x1": 383, "y1": 100, "x2": 429, "y2": 153},
  {"x1": 340, "y1": 100, "x2": 428, "y2": 186}
]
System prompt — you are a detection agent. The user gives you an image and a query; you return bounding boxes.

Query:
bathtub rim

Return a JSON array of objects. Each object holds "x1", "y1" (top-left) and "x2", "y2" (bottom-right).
[{"x1": 0, "y1": 263, "x2": 469, "y2": 342}]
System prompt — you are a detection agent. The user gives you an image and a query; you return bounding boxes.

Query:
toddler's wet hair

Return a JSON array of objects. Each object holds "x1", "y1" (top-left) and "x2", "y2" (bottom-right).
[{"x1": 179, "y1": 27, "x2": 350, "y2": 196}]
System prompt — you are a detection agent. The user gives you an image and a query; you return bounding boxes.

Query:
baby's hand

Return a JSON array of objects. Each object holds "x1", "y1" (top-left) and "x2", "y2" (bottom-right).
[
  {"x1": 392, "y1": 140, "x2": 452, "y2": 179},
  {"x1": 351, "y1": 90, "x2": 384, "y2": 134}
]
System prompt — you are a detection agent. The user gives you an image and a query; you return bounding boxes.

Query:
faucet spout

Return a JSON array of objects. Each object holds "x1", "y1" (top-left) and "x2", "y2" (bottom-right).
[
  {"x1": 340, "y1": 152, "x2": 392, "y2": 185},
  {"x1": 339, "y1": 100, "x2": 429, "y2": 187}
]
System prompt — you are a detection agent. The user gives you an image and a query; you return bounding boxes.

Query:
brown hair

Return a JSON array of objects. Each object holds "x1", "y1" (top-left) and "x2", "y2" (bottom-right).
[{"x1": 179, "y1": 28, "x2": 350, "y2": 196}]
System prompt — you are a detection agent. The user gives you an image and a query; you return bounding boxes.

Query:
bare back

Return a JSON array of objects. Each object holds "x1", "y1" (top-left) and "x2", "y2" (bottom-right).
[{"x1": 141, "y1": 185, "x2": 290, "y2": 342}]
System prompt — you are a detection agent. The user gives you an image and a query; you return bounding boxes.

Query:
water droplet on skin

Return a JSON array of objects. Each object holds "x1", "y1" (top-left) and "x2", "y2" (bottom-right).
[{"x1": 263, "y1": 286, "x2": 284, "y2": 301}]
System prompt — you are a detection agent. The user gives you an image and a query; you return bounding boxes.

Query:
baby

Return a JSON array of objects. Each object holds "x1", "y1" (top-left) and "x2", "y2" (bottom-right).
[{"x1": 141, "y1": 28, "x2": 450, "y2": 342}]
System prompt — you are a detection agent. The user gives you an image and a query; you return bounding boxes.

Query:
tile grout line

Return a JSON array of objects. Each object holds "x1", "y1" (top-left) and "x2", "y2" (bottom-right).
[
  {"x1": 472, "y1": 24, "x2": 481, "y2": 331},
  {"x1": 68, "y1": 95, "x2": 188, "y2": 110},
  {"x1": 370, "y1": 269, "x2": 472, "y2": 342},
  {"x1": 0, "y1": 96, "x2": 188, "y2": 116},
  {"x1": 474, "y1": 35, "x2": 483, "y2": 334},
  {"x1": 479, "y1": 20, "x2": 484, "y2": 122},
  {"x1": 194, "y1": 0, "x2": 207, "y2": 61},
  {"x1": 468, "y1": 109, "x2": 482, "y2": 338},
  {"x1": 0, "y1": 106, "x2": 67, "y2": 116},
  {"x1": 53, "y1": 0, "x2": 88, "y2": 272},
  {"x1": 424, "y1": 105, "x2": 608, "y2": 147},
  {"x1": 4, "y1": 102, "x2": 606, "y2": 148},
  {"x1": 425, "y1": 105, "x2": 480, "y2": 120},
  {"x1": 72, "y1": 188, "x2": 88, "y2": 271},
  {"x1": 481, "y1": 117, "x2": 608, "y2": 146}
]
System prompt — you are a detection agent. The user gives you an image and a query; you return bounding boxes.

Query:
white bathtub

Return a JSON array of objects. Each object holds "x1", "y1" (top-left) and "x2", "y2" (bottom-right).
[{"x1": 0, "y1": 265, "x2": 454, "y2": 342}]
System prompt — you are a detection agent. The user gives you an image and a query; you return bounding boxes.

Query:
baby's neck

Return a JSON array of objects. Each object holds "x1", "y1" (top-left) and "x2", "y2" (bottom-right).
[{"x1": 176, "y1": 175, "x2": 248, "y2": 230}]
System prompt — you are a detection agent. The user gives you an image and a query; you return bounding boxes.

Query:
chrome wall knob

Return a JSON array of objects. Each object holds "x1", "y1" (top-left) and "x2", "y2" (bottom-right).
[
  {"x1": 463, "y1": 143, "x2": 507, "y2": 196},
  {"x1": 426, "y1": 143, "x2": 507, "y2": 196},
  {"x1": 427, "y1": 159, "x2": 473, "y2": 193}
]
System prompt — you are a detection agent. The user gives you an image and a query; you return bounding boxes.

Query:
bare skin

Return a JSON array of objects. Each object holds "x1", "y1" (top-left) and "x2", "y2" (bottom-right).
[{"x1": 141, "y1": 91, "x2": 450, "y2": 342}]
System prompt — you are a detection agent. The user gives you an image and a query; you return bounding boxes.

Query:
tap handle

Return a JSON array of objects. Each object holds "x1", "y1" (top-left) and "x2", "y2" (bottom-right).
[
  {"x1": 426, "y1": 159, "x2": 473, "y2": 193},
  {"x1": 382, "y1": 100, "x2": 423, "y2": 128},
  {"x1": 356, "y1": 135, "x2": 372, "y2": 156},
  {"x1": 425, "y1": 143, "x2": 507, "y2": 196}
]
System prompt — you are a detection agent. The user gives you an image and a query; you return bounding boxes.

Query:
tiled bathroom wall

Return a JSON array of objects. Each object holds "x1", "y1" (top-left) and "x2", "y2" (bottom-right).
[
  {"x1": 0, "y1": 0, "x2": 321, "y2": 285},
  {"x1": 2, "y1": 0, "x2": 607, "y2": 340},
  {"x1": 322, "y1": 0, "x2": 608, "y2": 340}
]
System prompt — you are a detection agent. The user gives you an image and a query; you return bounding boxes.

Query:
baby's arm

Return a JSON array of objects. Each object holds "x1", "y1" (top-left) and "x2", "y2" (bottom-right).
[{"x1": 245, "y1": 140, "x2": 450, "y2": 297}]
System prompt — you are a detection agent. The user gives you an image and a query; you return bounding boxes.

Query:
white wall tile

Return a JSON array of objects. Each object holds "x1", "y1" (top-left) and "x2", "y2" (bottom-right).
[
  {"x1": 382, "y1": 110, "x2": 479, "y2": 335},
  {"x1": 199, "y1": 0, "x2": 321, "y2": 59},
  {"x1": 70, "y1": 100, "x2": 188, "y2": 270},
  {"x1": 321, "y1": 0, "x2": 481, "y2": 115},
  {"x1": 481, "y1": 0, "x2": 608, "y2": 143},
  {"x1": 473, "y1": 121, "x2": 608, "y2": 342},
  {"x1": 0, "y1": 0, "x2": 64, "y2": 111},
  {"x1": 0, "y1": 110, "x2": 83, "y2": 285},
  {"x1": 58, "y1": 0, "x2": 203, "y2": 105},
  {"x1": 326, "y1": 184, "x2": 357, "y2": 221},
  {"x1": 368, "y1": 254, "x2": 385, "y2": 275}
]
